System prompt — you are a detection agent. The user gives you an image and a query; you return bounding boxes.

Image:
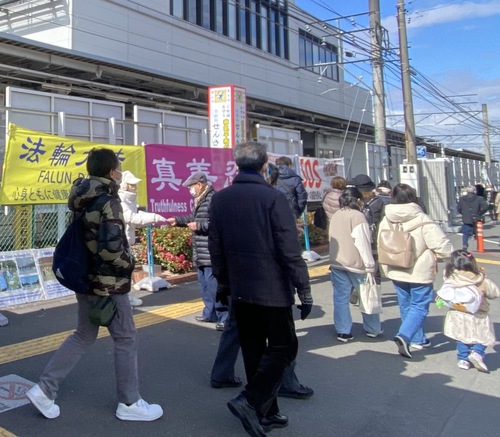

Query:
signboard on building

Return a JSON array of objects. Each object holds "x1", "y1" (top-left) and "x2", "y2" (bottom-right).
[{"x1": 208, "y1": 85, "x2": 247, "y2": 148}]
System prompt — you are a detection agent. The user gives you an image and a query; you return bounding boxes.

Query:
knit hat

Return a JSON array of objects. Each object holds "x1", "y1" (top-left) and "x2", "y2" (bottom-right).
[{"x1": 352, "y1": 174, "x2": 375, "y2": 192}]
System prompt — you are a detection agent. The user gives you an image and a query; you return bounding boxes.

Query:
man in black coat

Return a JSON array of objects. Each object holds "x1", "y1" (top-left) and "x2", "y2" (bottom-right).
[
  {"x1": 209, "y1": 142, "x2": 312, "y2": 437},
  {"x1": 167, "y1": 172, "x2": 227, "y2": 329},
  {"x1": 457, "y1": 186, "x2": 488, "y2": 250}
]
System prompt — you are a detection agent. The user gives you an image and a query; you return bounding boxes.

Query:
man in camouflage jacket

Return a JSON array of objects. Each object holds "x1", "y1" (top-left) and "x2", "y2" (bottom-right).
[{"x1": 26, "y1": 148, "x2": 163, "y2": 422}]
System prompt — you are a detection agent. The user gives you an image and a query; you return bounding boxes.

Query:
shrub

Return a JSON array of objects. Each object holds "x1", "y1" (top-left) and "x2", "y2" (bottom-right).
[
  {"x1": 134, "y1": 227, "x2": 194, "y2": 274},
  {"x1": 301, "y1": 211, "x2": 328, "y2": 248}
]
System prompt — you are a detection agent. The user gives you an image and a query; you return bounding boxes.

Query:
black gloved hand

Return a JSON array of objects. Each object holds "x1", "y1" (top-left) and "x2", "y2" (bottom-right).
[
  {"x1": 216, "y1": 284, "x2": 230, "y2": 306},
  {"x1": 297, "y1": 304, "x2": 312, "y2": 320},
  {"x1": 297, "y1": 286, "x2": 313, "y2": 320}
]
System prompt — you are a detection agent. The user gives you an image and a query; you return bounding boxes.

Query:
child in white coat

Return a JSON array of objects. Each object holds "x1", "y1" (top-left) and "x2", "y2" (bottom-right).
[{"x1": 441, "y1": 250, "x2": 500, "y2": 372}]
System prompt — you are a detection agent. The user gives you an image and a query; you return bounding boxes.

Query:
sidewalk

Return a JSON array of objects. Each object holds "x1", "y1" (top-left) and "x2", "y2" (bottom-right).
[{"x1": 1, "y1": 225, "x2": 500, "y2": 437}]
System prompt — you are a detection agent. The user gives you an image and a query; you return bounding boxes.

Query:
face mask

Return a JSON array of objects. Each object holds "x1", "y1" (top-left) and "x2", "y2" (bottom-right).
[
  {"x1": 189, "y1": 186, "x2": 198, "y2": 197},
  {"x1": 112, "y1": 169, "x2": 122, "y2": 184}
]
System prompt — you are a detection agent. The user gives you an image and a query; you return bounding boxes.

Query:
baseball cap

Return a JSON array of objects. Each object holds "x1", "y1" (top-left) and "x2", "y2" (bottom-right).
[{"x1": 121, "y1": 170, "x2": 141, "y2": 185}]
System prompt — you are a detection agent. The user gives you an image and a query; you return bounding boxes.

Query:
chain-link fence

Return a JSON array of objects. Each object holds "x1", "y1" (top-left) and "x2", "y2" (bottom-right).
[{"x1": 0, "y1": 204, "x2": 69, "y2": 252}]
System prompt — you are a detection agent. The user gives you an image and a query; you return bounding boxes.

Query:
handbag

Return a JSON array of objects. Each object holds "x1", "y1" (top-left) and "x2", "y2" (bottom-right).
[
  {"x1": 359, "y1": 273, "x2": 383, "y2": 315},
  {"x1": 89, "y1": 296, "x2": 117, "y2": 326}
]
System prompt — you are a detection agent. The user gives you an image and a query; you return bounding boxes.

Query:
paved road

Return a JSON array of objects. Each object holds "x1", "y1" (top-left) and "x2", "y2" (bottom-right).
[{"x1": 1, "y1": 224, "x2": 500, "y2": 437}]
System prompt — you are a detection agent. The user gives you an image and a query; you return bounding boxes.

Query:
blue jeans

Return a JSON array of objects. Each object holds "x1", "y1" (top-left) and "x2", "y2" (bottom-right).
[
  {"x1": 211, "y1": 300, "x2": 240, "y2": 383},
  {"x1": 457, "y1": 341, "x2": 486, "y2": 360},
  {"x1": 197, "y1": 266, "x2": 228, "y2": 323},
  {"x1": 393, "y1": 280, "x2": 433, "y2": 344},
  {"x1": 331, "y1": 269, "x2": 381, "y2": 336},
  {"x1": 462, "y1": 223, "x2": 474, "y2": 248}
]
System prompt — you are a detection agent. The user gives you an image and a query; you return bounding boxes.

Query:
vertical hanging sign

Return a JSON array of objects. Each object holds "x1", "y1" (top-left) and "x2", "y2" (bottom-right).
[{"x1": 208, "y1": 85, "x2": 246, "y2": 148}]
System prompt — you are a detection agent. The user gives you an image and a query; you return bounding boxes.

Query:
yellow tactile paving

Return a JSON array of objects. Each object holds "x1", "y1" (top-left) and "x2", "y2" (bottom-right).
[
  {"x1": 0, "y1": 428, "x2": 17, "y2": 437},
  {"x1": 308, "y1": 264, "x2": 330, "y2": 277},
  {"x1": 474, "y1": 258, "x2": 500, "y2": 265},
  {"x1": 0, "y1": 299, "x2": 204, "y2": 366}
]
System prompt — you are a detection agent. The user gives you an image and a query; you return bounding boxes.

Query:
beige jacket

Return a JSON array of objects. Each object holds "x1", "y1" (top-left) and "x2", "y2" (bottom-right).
[
  {"x1": 443, "y1": 270, "x2": 500, "y2": 346},
  {"x1": 322, "y1": 189, "x2": 343, "y2": 220},
  {"x1": 329, "y1": 208, "x2": 375, "y2": 274},
  {"x1": 378, "y1": 203, "x2": 454, "y2": 283},
  {"x1": 495, "y1": 192, "x2": 500, "y2": 214}
]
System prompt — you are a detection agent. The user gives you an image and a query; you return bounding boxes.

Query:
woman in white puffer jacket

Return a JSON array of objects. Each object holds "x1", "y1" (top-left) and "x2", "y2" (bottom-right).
[
  {"x1": 119, "y1": 171, "x2": 167, "y2": 246},
  {"x1": 119, "y1": 171, "x2": 167, "y2": 306}
]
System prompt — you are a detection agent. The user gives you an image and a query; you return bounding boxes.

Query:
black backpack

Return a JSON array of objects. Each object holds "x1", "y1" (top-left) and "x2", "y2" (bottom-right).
[
  {"x1": 52, "y1": 194, "x2": 108, "y2": 293},
  {"x1": 52, "y1": 213, "x2": 93, "y2": 294}
]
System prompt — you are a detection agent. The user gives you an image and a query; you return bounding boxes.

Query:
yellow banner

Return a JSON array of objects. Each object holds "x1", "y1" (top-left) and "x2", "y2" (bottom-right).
[{"x1": 0, "y1": 124, "x2": 147, "y2": 206}]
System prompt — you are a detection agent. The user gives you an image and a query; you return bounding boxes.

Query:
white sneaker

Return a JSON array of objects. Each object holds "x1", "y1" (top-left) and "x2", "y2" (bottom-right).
[
  {"x1": 128, "y1": 295, "x2": 143, "y2": 307},
  {"x1": 26, "y1": 384, "x2": 60, "y2": 419},
  {"x1": 116, "y1": 398, "x2": 163, "y2": 421},
  {"x1": 410, "y1": 339, "x2": 432, "y2": 350},
  {"x1": 468, "y1": 351, "x2": 488, "y2": 373},
  {"x1": 457, "y1": 360, "x2": 471, "y2": 370}
]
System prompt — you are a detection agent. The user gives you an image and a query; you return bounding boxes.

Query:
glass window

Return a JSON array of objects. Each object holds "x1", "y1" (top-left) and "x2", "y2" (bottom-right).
[
  {"x1": 238, "y1": 1, "x2": 247, "y2": 43},
  {"x1": 215, "y1": 0, "x2": 224, "y2": 33},
  {"x1": 299, "y1": 30, "x2": 339, "y2": 81},
  {"x1": 228, "y1": 2, "x2": 236, "y2": 38},
  {"x1": 261, "y1": 5, "x2": 268, "y2": 52},
  {"x1": 201, "y1": 0, "x2": 210, "y2": 29},
  {"x1": 187, "y1": 0, "x2": 197, "y2": 24},
  {"x1": 171, "y1": 0, "x2": 183, "y2": 18},
  {"x1": 167, "y1": 1, "x2": 289, "y2": 59},
  {"x1": 273, "y1": 9, "x2": 280, "y2": 56},
  {"x1": 250, "y1": 1, "x2": 257, "y2": 47},
  {"x1": 280, "y1": 13, "x2": 288, "y2": 59}
]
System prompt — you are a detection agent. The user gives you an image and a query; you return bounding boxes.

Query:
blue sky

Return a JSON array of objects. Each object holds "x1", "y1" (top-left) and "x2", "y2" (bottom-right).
[{"x1": 295, "y1": 0, "x2": 500, "y2": 155}]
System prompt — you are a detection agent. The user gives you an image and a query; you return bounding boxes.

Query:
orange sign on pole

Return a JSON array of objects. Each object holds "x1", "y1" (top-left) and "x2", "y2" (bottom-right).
[{"x1": 476, "y1": 220, "x2": 485, "y2": 253}]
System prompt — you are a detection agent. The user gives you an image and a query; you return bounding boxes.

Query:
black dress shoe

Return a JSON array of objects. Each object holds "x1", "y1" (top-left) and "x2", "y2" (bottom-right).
[
  {"x1": 259, "y1": 413, "x2": 289, "y2": 432},
  {"x1": 277, "y1": 384, "x2": 314, "y2": 399},
  {"x1": 195, "y1": 316, "x2": 213, "y2": 322},
  {"x1": 227, "y1": 393, "x2": 266, "y2": 437},
  {"x1": 211, "y1": 377, "x2": 243, "y2": 389}
]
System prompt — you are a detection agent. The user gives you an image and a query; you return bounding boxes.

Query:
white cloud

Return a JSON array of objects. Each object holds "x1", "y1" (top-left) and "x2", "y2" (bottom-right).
[{"x1": 383, "y1": 1, "x2": 500, "y2": 33}]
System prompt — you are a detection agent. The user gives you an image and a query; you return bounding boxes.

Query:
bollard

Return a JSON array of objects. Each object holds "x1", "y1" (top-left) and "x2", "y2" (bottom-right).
[{"x1": 476, "y1": 220, "x2": 485, "y2": 253}]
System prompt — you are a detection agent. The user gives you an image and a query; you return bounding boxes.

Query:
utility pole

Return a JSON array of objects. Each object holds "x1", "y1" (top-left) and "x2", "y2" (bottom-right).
[
  {"x1": 369, "y1": 0, "x2": 387, "y2": 148},
  {"x1": 482, "y1": 103, "x2": 491, "y2": 164},
  {"x1": 396, "y1": 0, "x2": 417, "y2": 164}
]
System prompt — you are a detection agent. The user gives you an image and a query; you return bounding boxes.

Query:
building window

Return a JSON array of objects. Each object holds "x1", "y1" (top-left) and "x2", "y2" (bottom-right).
[
  {"x1": 319, "y1": 148, "x2": 338, "y2": 159},
  {"x1": 170, "y1": 0, "x2": 289, "y2": 60},
  {"x1": 299, "y1": 29, "x2": 338, "y2": 81}
]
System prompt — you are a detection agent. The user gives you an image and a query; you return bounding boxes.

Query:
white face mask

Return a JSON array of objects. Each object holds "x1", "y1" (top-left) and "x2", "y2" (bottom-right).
[
  {"x1": 189, "y1": 186, "x2": 198, "y2": 197},
  {"x1": 112, "y1": 169, "x2": 122, "y2": 184}
]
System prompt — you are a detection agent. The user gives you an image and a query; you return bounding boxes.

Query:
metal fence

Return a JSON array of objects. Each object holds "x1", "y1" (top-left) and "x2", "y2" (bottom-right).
[{"x1": 0, "y1": 204, "x2": 69, "y2": 252}]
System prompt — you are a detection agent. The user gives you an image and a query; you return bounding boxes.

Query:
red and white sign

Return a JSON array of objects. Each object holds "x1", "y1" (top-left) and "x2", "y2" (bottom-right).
[{"x1": 208, "y1": 85, "x2": 247, "y2": 148}]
